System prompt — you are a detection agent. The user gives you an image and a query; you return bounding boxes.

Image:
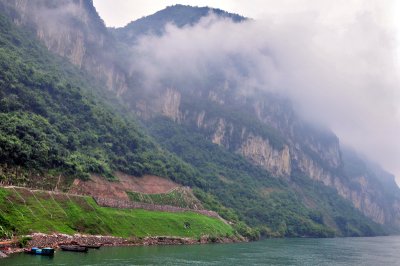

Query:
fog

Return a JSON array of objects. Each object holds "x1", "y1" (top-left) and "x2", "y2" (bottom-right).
[{"x1": 127, "y1": 5, "x2": 400, "y2": 181}]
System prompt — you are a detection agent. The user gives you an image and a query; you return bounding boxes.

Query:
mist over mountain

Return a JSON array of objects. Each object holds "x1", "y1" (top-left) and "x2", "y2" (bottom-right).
[
  {"x1": 1, "y1": 0, "x2": 400, "y2": 239},
  {"x1": 111, "y1": 4, "x2": 245, "y2": 44},
  {"x1": 117, "y1": 5, "x2": 400, "y2": 184},
  {"x1": 105, "y1": 4, "x2": 400, "y2": 233}
]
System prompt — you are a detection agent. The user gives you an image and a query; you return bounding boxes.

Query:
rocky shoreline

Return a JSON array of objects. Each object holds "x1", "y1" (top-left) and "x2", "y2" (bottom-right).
[{"x1": 1, "y1": 233, "x2": 246, "y2": 258}]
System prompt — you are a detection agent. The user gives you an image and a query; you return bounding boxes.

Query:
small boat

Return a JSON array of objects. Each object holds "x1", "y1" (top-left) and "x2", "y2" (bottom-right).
[
  {"x1": 59, "y1": 245, "x2": 88, "y2": 252},
  {"x1": 79, "y1": 244, "x2": 102, "y2": 249},
  {"x1": 24, "y1": 247, "x2": 54, "y2": 256}
]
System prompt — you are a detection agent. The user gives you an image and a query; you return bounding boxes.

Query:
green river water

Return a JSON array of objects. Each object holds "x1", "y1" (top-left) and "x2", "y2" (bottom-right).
[{"x1": 4, "y1": 236, "x2": 400, "y2": 265}]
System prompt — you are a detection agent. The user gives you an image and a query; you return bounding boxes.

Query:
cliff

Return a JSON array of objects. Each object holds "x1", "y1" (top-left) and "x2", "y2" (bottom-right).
[
  {"x1": 0, "y1": 0, "x2": 128, "y2": 95},
  {"x1": 133, "y1": 83, "x2": 400, "y2": 230},
  {"x1": 109, "y1": 1, "x2": 400, "y2": 228}
]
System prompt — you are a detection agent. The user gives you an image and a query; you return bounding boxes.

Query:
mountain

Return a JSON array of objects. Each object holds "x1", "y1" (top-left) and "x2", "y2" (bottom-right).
[
  {"x1": 0, "y1": 0, "x2": 399, "y2": 238},
  {"x1": 112, "y1": 5, "x2": 400, "y2": 233},
  {"x1": 0, "y1": 1, "x2": 236, "y2": 240},
  {"x1": 0, "y1": 3, "x2": 201, "y2": 189},
  {"x1": 0, "y1": 0, "x2": 128, "y2": 94},
  {"x1": 111, "y1": 4, "x2": 246, "y2": 45}
]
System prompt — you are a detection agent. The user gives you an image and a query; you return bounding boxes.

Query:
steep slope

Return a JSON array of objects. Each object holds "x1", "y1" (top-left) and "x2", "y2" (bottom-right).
[
  {"x1": 147, "y1": 117, "x2": 386, "y2": 237},
  {"x1": 0, "y1": 9, "x2": 202, "y2": 190},
  {"x1": 120, "y1": 55, "x2": 400, "y2": 232},
  {"x1": 0, "y1": 0, "x2": 128, "y2": 94},
  {"x1": 134, "y1": 76, "x2": 400, "y2": 233},
  {"x1": 342, "y1": 148, "x2": 400, "y2": 230}
]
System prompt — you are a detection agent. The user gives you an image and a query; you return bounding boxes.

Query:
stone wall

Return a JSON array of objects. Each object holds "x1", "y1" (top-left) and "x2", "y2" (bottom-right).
[{"x1": 93, "y1": 197, "x2": 222, "y2": 220}]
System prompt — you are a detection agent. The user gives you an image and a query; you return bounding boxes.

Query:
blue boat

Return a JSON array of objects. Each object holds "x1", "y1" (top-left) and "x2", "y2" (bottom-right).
[{"x1": 24, "y1": 247, "x2": 54, "y2": 256}]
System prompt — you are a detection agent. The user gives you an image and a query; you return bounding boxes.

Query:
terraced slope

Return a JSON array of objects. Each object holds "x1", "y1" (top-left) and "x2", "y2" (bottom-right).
[
  {"x1": 0, "y1": 187, "x2": 234, "y2": 239},
  {"x1": 127, "y1": 187, "x2": 202, "y2": 209}
]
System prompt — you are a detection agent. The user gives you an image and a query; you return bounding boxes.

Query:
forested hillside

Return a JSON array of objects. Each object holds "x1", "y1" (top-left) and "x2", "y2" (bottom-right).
[{"x1": 0, "y1": 13, "x2": 198, "y2": 187}]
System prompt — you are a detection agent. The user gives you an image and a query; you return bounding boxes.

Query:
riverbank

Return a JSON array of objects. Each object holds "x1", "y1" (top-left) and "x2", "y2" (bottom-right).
[{"x1": 1, "y1": 232, "x2": 246, "y2": 257}]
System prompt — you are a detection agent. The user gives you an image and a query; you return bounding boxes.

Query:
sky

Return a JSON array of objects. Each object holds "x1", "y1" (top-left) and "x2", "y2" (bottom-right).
[
  {"x1": 93, "y1": 0, "x2": 262, "y2": 27},
  {"x1": 93, "y1": 1, "x2": 400, "y2": 183},
  {"x1": 94, "y1": 0, "x2": 398, "y2": 28}
]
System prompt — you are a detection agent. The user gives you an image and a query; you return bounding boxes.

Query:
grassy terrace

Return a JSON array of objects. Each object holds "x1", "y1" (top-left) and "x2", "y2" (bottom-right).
[
  {"x1": 0, "y1": 187, "x2": 234, "y2": 238},
  {"x1": 127, "y1": 187, "x2": 201, "y2": 209}
]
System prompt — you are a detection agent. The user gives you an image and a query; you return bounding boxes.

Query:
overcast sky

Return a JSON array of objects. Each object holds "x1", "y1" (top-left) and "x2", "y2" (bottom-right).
[
  {"x1": 93, "y1": 0, "x2": 262, "y2": 27},
  {"x1": 93, "y1": 1, "x2": 400, "y2": 183},
  {"x1": 94, "y1": 0, "x2": 399, "y2": 28}
]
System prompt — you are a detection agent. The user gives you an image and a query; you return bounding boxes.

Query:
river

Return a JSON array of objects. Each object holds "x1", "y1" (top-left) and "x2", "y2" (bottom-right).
[{"x1": 5, "y1": 236, "x2": 400, "y2": 265}]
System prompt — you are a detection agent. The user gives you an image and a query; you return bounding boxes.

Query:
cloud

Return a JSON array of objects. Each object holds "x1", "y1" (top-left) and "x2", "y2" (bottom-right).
[{"x1": 128, "y1": 4, "x2": 400, "y2": 180}]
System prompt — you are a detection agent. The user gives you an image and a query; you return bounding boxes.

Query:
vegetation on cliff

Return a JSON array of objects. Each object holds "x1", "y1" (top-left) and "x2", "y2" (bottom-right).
[
  {"x1": 146, "y1": 117, "x2": 386, "y2": 237},
  {"x1": 0, "y1": 13, "x2": 199, "y2": 184}
]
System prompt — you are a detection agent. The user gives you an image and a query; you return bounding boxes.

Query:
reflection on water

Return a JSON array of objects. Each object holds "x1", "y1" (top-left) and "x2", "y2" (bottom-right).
[{"x1": 5, "y1": 236, "x2": 400, "y2": 265}]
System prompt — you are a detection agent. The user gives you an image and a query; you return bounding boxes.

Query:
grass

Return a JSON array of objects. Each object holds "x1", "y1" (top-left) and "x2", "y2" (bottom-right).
[
  {"x1": 126, "y1": 187, "x2": 202, "y2": 209},
  {"x1": 0, "y1": 187, "x2": 234, "y2": 238}
]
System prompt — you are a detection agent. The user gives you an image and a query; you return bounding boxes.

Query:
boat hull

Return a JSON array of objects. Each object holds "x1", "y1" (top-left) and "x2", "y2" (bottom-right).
[
  {"x1": 60, "y1": 245, "x2": 88, "y2": 252},
  {"x1": 79, "y1": 244, "x2": 101, "y2": 249},
  {"x1": 24, "y1": 247, "x2": 54, "y2": 256}
]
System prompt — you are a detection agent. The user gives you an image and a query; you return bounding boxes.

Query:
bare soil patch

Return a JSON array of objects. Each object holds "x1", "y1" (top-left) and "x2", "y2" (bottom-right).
[{"x1": 68, "y1": 172, "x2": 179, "y2": 200}]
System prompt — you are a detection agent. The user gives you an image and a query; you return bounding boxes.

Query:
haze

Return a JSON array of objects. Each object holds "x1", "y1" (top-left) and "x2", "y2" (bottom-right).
[{"x1": 94, "y1": 1, "x2": 400, "y2": 183}]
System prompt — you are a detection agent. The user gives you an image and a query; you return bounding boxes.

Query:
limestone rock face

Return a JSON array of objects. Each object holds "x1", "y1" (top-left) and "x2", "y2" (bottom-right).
[
  {"x1": 240, "y1": 135, "x2": 291, "y2": 177},
  {"x1": 212, "y1": 118, "x2": 227, "y2": 146},
  {"x1": 3, "y1": 0, "x2": 128, "y2": 94},
  {"x1": 167, "y1": 93, "x2": 400, "y2": 228},
  {"x1": 161, "y1": 88, "x2": 182, "y2": 122},
  {"x1": 336, "y1": 176, "x2": 387, "y2": 225},
  {"x1": 295, "y1": 151, "x2": 334, "y2": 186},
  {"x1": 293, "y1": 147, "x2": 398, "y2": 225},
  {"x1": 150, "y1": 88, "x2": 400, "y2": 227},
  {"x1": 196, "y1": 111, "x2": 206, "y2": 128}
]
